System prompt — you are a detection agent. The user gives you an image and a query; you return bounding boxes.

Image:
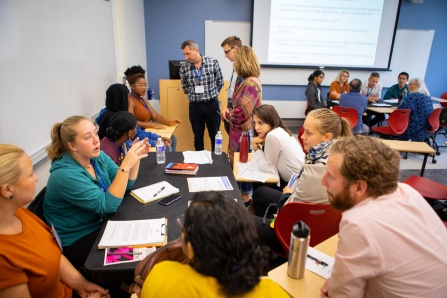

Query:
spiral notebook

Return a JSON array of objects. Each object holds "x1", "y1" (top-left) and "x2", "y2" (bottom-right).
[{"x1": 130, "y1": 181, "x2": 179, "y2": 204}]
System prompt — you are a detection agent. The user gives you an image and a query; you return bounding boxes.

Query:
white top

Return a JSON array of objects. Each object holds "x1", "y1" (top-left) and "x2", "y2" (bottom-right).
[
  {"x1": 360, "y1": 81, "x2": 382, "y2": 98},
  {"x1": 251, "y1": 127, "x2": 305, "y2": 182},
  {"x1": 328, "y1": 183, "x2": 447, "y2": 298}
]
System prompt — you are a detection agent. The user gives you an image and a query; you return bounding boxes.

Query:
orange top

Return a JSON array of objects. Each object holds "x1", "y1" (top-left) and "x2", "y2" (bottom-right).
[
  {"x1": 0, "y1": 208, "x2": 71, "y2": 297},
  {"x1": 329, "y1": 81, "x2": 350, "y2": 99},
  {"x1": 130, "y1": 93, "x2": 153, "y2": 123}
]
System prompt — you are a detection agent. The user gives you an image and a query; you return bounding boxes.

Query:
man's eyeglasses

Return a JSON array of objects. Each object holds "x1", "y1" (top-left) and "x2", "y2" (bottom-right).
[
  {"x1": 134, "y1": 84, "x2": 148, "y2": 88},
  {"x1": 224, "y1": 46, "x2": 234, "y2": 55}
]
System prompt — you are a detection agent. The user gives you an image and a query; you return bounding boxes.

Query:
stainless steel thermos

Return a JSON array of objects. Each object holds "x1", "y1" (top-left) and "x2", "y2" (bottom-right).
[{"x1": 287, "y1": 221, "x2": 310, "y2": 279}]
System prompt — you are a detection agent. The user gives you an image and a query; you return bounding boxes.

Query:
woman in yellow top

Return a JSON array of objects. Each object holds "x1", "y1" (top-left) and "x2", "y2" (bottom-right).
[
  {"x1": 328, "y1": 69, "x2": 350, "y2": 100},
  {"x1": 140, "y1": 192, "x2": 288, "y2": 298}
]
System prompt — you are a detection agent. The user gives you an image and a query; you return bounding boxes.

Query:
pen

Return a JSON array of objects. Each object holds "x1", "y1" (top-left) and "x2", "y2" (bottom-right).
[
  {"x1": 307, "y1": 254, "x2": 329, "y2": 266},
  {"x1": 153, "y1": 186, "x2": 165, "y2": 197}
]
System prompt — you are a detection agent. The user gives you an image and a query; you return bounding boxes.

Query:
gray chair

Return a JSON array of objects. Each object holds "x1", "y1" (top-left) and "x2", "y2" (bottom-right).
[{"x1": 27, "y1": 186, "x2": 46, "y2": 222}]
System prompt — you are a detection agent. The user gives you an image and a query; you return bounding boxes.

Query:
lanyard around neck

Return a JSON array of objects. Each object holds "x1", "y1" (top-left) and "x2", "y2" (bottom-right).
[
  {"x1": 193, "y1": 66, "x2": 203, "y2": 81},
  {"x1": 91, "y1": 159, "x2": 108, "y2": 192}
]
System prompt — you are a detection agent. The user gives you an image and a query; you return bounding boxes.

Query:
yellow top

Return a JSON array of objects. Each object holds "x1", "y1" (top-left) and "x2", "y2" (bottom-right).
[{"x1": 141, "y1": 261, "x2": 289, "y2": 298}]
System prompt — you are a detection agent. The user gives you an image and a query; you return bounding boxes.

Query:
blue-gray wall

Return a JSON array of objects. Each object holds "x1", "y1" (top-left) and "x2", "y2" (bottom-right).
[{"x1": 144, "y1": 0, "x2": 447, "y2": 100}]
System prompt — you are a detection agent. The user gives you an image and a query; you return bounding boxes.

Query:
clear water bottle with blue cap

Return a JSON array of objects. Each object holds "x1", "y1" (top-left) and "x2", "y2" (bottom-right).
[{"x1": 156, "y1": 138, "x2": 165, "y2": 164}]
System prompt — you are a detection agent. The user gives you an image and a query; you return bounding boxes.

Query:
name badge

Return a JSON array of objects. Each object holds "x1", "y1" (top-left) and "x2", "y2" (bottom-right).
[{"x1": 195, "y1": 85, "x2": 204, "y2": 94}]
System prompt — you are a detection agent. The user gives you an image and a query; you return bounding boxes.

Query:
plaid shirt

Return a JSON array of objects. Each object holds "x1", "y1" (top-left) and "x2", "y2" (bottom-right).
[{"x1": 180, "y1": 55, "x2": 223, "y2": 102}]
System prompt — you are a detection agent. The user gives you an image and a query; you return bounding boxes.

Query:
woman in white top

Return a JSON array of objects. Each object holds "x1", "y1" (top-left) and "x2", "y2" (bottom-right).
[{"x1": 251, "y1": 104, "x2": 305, "y2": 190}]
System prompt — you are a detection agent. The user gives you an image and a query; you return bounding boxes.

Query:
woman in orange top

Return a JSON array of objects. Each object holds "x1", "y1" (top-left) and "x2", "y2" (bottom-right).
[
  {"x1": 0, "y1": 144, "x2": 110, "y2": 298},
  {"x1": 329, "y1": 69, "x2": 350, "y2": 100}
]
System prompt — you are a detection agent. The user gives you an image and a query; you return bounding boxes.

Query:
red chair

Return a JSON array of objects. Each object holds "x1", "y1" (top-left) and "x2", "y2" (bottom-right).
[
  {"x1": 440, "y1": 92, "x2": 447, "y2": 100},
  {"x1": 402, "y1": 176, "x2": 447, "y2": 228},
  {"x1": 372, "y1": 109, "x2": 411, "y2": 138},
  {"x1": 274, "y1": 202, "x2": 342, "y2": 256},
  {"x1": 332, "y1": 106, "x2": 358, "y2": 130},
  {"x1": 298, "y1": 127, "x2": 307, "y2": 153},
  {"x1": 426, "y1": 108, "x2": 442, "y2": 163}
]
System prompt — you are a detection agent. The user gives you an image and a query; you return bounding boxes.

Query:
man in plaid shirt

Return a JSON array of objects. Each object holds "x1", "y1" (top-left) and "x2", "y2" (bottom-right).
[{"x1": 180, "y1": 40, "x2": 223, "y2": 151}]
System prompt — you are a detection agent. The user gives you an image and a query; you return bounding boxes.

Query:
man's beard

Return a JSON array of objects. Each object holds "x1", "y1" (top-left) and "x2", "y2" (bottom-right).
[{"x1": 327, "y1": 186, "x2": 356, "y2": 212}]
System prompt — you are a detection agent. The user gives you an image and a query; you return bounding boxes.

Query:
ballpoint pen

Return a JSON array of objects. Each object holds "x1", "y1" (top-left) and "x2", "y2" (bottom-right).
[
  {"x1": 153, "y1": 186, "x2": 165, "y2": 197},
  {"x1": 307, "y1": 254, "x2": 329, "y2": 267}
]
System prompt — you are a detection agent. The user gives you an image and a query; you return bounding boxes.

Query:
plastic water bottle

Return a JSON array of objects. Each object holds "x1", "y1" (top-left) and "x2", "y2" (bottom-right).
[
  {"x1": 215, "y1": 131, "x2": 223, "y2": 155},
  {"x1": 287, "y1": 221, "x2": 310, "y2": 279},
  {"x1": 156, "y1": 138, "x2": 165, "y2": 164}
]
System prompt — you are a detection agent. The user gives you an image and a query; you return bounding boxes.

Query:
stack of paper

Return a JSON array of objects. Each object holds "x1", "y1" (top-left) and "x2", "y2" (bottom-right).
[
  {"x1": 182, "y1": 150, "x2": 213, "y2": 164},
  {"x1": 104, "y1": 246, "x2": 156, "y2": 266},
  {"x1": 98, "y1": 218, "x2": 167, "y2": 249},
  {"x1": 131, "y1": 181, "x2": 179, "y2": 204}
]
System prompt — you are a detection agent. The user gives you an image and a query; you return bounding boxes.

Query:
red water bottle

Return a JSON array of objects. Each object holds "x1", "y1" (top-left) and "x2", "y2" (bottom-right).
[{"x1": 240, "y1": 131, "x2": 249, "y2": 163}]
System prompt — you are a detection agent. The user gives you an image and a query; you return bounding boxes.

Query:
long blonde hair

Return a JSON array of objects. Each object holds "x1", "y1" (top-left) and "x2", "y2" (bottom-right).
[
  {"x1": 307, "y1": 109, "x2": 353, "y2": 139},
  {"x1": 46, "y1": 116, "x2": 91, "y2": 161},
  {"x1": 0, "y1": 144, "x2": 25, "y2": 188}
]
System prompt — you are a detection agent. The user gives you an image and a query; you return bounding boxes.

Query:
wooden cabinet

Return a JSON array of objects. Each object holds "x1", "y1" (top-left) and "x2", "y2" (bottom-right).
[{"x1": 159, "y1": 80, "x2": 229, "y2": 152}]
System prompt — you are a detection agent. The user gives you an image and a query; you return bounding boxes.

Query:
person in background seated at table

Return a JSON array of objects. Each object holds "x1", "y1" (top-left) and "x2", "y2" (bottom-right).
[
  {"x1": 328, "y1": 69, "x2": 350, "y2": 100},
  {"x1": 100, "y1": 111, "x2": 138, "y2": 166},
  {"x1": 140, "y1": 191, "x2": 289, "y2": 298},
  {"x1": 305, "y1": 69, "x2": 326, "y2": 115},
  {"x1": 360, "y1": 72, "x2": 384, "y2": 128},
  {"x1": 251, "y1": 105, "x2": 305, "y2": 191},
  {"x1": 43, "y1": 116, "x2": 150, "y2": 273},
  {"x1": 0, "y1": 144, "x2": 110, "y2": 298},
  {"x1": 96, "y1": 83, "x2": 173, "y2": 151},
  {"x1": 320, "y1": 136, "x2": 447, "y2": 298},
  {"x1": 397, "y1": 77, "x2": 433, "y2": 142},
  {"x1": 252, "y1": 109, "x2": 352, "y2": 255},
  {"x1": 339, "y1": 78, "x2": 369, "y2": 135},
  {"x1": 125, "y1": 65, "x2": 179, "y2": 150},
  {"x1": 383, "y1": 71, "x2": 409, "y2": 100}
]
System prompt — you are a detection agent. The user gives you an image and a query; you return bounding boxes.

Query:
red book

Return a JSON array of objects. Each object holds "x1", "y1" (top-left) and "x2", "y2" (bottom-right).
[{"x1": 165, "y1": 163, "x2": 199, "y2": 175}]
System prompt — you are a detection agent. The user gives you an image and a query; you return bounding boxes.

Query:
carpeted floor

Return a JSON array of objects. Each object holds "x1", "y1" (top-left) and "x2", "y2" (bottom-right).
[{"x1": 399, "y1": 169, "x2": 447, "y2": 185}]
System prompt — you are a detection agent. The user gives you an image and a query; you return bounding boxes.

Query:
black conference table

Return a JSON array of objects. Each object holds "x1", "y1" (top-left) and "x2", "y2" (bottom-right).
[{"x1": 84, "y1": 152, "x2": 242, "y2": 285}]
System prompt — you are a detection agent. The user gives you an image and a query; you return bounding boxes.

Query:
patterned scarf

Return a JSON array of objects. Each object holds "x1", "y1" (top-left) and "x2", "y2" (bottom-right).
[{"x1": 297, "y1": 140, "x2": 333, "y2": 178}]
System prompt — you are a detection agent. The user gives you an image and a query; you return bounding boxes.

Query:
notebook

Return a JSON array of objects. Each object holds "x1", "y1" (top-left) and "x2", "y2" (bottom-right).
[{"x1": 130, "y1": 181, "x2": 179, "y2": 204}]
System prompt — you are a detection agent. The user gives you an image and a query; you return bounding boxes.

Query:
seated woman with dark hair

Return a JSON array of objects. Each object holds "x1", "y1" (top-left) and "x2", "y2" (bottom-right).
[
  {"x1": 100, "y1": 111, "x2": 137, "y2": 166},
  {"x1": 398, "y1": 77, "x2": 433, "y2": 142},
  {"x1": 96, "y1": 83, "x2": 162, "y2": 149},
  {"x1": 125, "y1": 65, "x2": 179, "y2": 151},
  {"x1": 140, "y1": 192, "x2": 288, "y2": 298}
]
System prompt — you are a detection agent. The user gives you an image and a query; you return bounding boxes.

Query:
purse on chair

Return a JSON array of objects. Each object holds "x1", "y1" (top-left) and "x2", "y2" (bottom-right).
[{"x1": 129, "y1": 238, "x2": 189, "y2": 297}]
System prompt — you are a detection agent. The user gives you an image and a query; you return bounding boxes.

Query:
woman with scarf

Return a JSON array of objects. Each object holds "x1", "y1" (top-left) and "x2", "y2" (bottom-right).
[
  {"x1": 252, "y1": 109, "x2": 352, "y2": 255},
  {"x1": 226, "y1": 46, "x2": 262, "y2": 205}
]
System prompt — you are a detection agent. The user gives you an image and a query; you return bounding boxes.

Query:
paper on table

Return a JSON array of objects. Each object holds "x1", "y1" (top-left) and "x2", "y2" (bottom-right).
[
  {"x1": 183, "y1": 150, "x2": 213, "y2": 164},
  {"x1": 104, "y1": 246, "x2": 156, "y2": 266},
  {"x1": 383, "y1": 99, "x2": 398, "y2": 104},
  {"x1": 305, "y1": 246, "x2": 335, "y2": 279},
  {"x1": 98, "y1": 218, "x2": 166, "y2": 249},
  {"x1": 187, "y1": 176, "x2": 234, "y2": 192},
  {"x1": 131, "y1": 181, "x2": 179, "y2": 204},
  {"x1": 236, "y1": 162, "x2": 279, "y2": 182},
  {"x1": 371, "y1": 103, "x2": 391, "y2": 107}
]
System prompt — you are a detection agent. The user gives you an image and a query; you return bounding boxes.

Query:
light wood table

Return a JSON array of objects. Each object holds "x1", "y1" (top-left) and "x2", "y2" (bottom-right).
[
  {"x1": 233, "y1": 152, "x2": 279, "y2": 184},
  {"x1": 380, "y1": 139, "x2": 435, "y2": 177},
  {"x1": 268, "y1": 235, "x2": 338, "y2": 298},
  {"x1": 431, "y1": 96, "x2": 447, "y2": 103},
  {"x1": 145, "y1": 124, "x2": 177, "y2": 152},
  {"x1": 366, "y1": 106, "x2": 397, "y2": 114}
]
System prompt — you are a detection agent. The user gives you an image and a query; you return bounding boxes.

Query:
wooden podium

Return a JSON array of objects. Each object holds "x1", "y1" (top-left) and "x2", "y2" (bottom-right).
[{"x1": 159, "y1": 80, "x2": 229, "y2": 152}]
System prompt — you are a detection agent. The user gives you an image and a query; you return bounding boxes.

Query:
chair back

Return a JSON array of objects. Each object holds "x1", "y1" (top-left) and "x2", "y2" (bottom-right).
[
  {"x1": 428, "y1": 108, "x2": 442, "y2": 133},
  {"x1": 297, "y1": 127, "x2": 307, "y2": 153},
  {"x1": 274, "y1": 202, "x2": 342, "y2": 254},
  {"x1": 332, "y1": 106, "x2": 358, "y2": 129},
  {"x1": 441, "y1": 92, "x2": 447, "y2": 100},
  {"x1": 27, "y1": 186, "x2": 46, "y2": 222},
  {"x1": 403, "y1": 176, "x2": 447, "y2": 201},
  {"x1": 388, "y1": 109, "x2": 411, "y2": 135}
]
